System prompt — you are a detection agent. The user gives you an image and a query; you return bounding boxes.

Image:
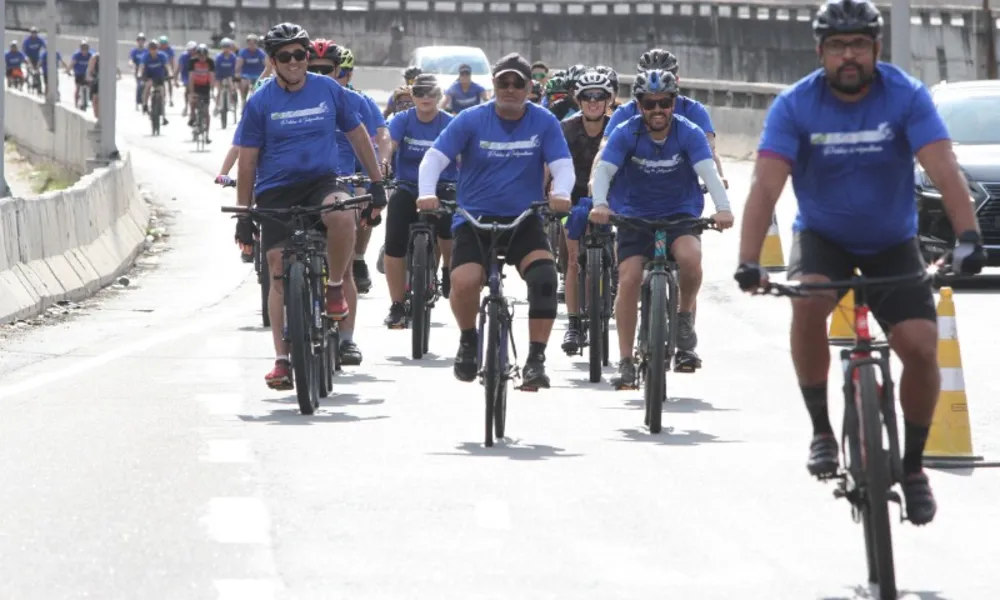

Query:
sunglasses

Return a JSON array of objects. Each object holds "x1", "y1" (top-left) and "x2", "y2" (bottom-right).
[
  {"x1": 640, "y1": 96, "x2": 675, "y2": 110},
  {"x1": 307, "y1": 64, "x2": 336, "y2": 75},
  {"x1": 459, "y1": 70, "x2": 472, "y2": 76},
  {"x1": 411, "y1": 87, "x2": 439, "y2": 98},
  {"x1": 275, "y1": 49, "x2": 308, "y2": 64},
  {"x1": 579, "y1": 91, "x2": 610, "y2": 103},
  {"x1": 495, "y1": 77, "x2": 527, "y2": 90},
  {"x1": 531, "y1": 72, "x2": 547, "y2": 80}
]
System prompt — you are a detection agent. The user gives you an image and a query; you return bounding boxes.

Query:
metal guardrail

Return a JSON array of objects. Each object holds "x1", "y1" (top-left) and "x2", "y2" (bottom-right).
[
  {"x1": 7, "y1": 0, "x2": 988, "y2": 8},
  {"x1": 617, "y1": 74, "x2": 786, "y2": 109}
]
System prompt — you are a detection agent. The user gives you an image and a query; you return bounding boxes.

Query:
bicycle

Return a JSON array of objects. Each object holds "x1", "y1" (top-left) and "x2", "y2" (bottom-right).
[
  {"x1": 28, "y1": 67, "x2": 42, "y2": 96},
  {"x1": 407, "y1": 183, "x2": 456, "y2": 359},
  {"x1": 607, "y1": 215, "x2": 719, "y2": 434},
  {"x1": 221, "y1": 192, "x2": 373, "y2": 415},
  {"x1": 221, "y1": 180, "x2": 270, "y2": 326},
  {"x1": 757, "y1": 266, "x2": 950, "y2": 600},
  {"x1": 192, "y1": 94, "x2": 210, "y2": 151},
  {"x1": 218, "y1": 78, "x2": 239, "y2": 130},
  {"x1": 573, "y1": 221, "x2": 616, "y2": 382},
  {"x1": 546, "y1": 212, "x2": 568, "y2": 301},
  {"x1": 78, "y1": 82, "x2": 90, "y2": 112},
  {"x1": 149, "y1": 81, "x2": 166, "y2": 136},
  {"x1": 456, "y1": 201, "x2": 551, "y2": 448}
]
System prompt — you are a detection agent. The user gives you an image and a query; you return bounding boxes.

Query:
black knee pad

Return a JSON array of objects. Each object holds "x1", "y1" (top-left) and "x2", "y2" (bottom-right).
[{"x1": 523, "y1": 258, "x2": 558, "y2": 319}]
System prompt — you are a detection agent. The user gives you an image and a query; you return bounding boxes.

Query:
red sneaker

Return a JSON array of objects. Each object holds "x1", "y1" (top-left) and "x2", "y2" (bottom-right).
[
  {"x1": 265, "y1": 359, "x2": 293, "y2": 390},
  {"x1": 325, "y1": 284, "x2": 349, "y2": 321}
]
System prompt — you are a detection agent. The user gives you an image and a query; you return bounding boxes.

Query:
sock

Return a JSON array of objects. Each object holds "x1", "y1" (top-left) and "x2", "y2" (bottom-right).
[
  {"x1": 903, "y1": 420, "x2": 930, "y2": 474},
  {"x1": 529, "y1": 341, "x2": 546, "y2": 357},
  {"x1": 340, "y1": 330, "x2": 353, "y2": 343},
  {"x1": 328, "y1": 280, "x2": 343, "y2": 288},
  {"x1": 460, "y1": 328, "x2": 477, "y2": 345},
  {"x1": 276, "y1": 354, "x2": 289, "y2": 363},
  {"x1": 801, "y1": 383, "x2": 833, "y2": 435},
  {"x1": 568, "y1": 314, "x2": 580, "y2": 329},
  {"x1": 441, "y1": 266, "x2": 450, "y2": 279}
]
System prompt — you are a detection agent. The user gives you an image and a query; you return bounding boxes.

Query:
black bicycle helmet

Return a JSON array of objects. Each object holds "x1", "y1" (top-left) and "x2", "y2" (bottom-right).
[
  {"x1": 813, "y1": 0, "x2": 883, "y2": 41},
  {"x1": 263, "y1": 22, "x2": 310, "y2": 55},
  {"x1": 403, "y1": 66, "x2": 422, "y2": 81},
  {"x1": 637, "y1": 49, "x2": 679, "y2": 74},
  {"x1": 632, "y1": 69, "x2": 679, "y2": 97}
]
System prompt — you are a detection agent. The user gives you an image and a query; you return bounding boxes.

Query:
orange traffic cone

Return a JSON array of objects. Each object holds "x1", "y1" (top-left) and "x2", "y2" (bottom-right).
[
  {"x1": 924, "y1": 287, "x2": 991, "y2": 468},
  {"x1": 760, "y1": 213, "x2": 785, "y2": 272}
]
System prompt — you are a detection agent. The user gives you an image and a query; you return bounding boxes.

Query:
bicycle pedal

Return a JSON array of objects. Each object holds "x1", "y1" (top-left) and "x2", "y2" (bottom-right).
[
  {"x1": 887, "y1": 490, "x2": 902, "y2": 505},
  {"x1": 817, "y1": 470, "x2": 845, "y2": 483},
  {"x1": 516, "y1": 384, "x2": 539, "y2": 392}
]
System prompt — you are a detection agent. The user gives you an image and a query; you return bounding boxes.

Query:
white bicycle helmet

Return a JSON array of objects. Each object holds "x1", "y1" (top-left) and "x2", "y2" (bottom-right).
[
  {"x1": 186, "y1": 41, "x2": 197, "y2": 51},
  {"x1": 220, "y1": 38, "x2": 234, "y2": 48},
  {"x1": 574, "y1": 70, "x2": 614, "y2": 98}
]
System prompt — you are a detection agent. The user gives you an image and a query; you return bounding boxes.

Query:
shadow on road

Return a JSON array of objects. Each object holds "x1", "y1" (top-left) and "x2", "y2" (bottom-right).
[
  {"x1": 614, "y1": 428, "x2": 741, "y2": 446},
  {"x1": 238, "y1": 408, "x2": 389, "y2": 425},
  {"x1": 382, "y1": 354, "x2": 453, "y2": 368},
  {"x1": 260, "y1": 393, "x2": 386, "y2": 407},
  {"x1": 822, "y1": 583, "x2": 951, "y2": 599},
  {"x1": 607, "y1": 396, "x2": 736, "y2": 413},
  {"x1": 237, "y1": 325, "x2": 269, "y2": 332},
  {"x1": 428, "y1": 440, "x2": 584, "y2": 461}
]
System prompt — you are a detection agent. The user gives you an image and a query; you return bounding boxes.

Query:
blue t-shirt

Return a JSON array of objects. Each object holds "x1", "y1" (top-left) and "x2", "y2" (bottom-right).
[
  {"x1": 238, "y1": 48, "x2": 267, "y2": 78},
  {"x1": 430, "y1": 101, "x2": 572, "y2": 229},
  {"x1": 758, "y1": 63, "x2": 949, "y2": 254},
  {"x1": 130, "y1": 47, "x2": 145, "y2": 67},
  {"x1": 240, "y1": 73, "x2": 362, "y2": 195},
  {"x1": 215, "y1": 52, "x2": 237, "y2": 79},
  {"x1": 446, "y1": 80, "x2": 486, "y2": 113},
  {"x1": 334, "y1": 88, "x2": 384, "y2": 176},
  {"x1": 604, "y1": 95, "x2": 716, "y2": 211},
  {"x1": 159, "y1": 45, "x2": 175, "y2": 62},
  {"x1": 21, "y1": 35, "x2": 45, "y2": 60},
  {"x1": 38, "y1": 50, "x2": 61, "y2": 73},
  {"x1": 388, "y1": 108, "x2": 458, "y2": 187},
  {"x1": 70, "y1": 51, "x2": 92, "y2": 77},
  {"x1": 4, "y1": 51, "x2": 26, "y2": 69},
  {"x1": 141, "y1": 52, "x2": 170, "y2": 78},
  {"x1": 602, "y1": 114, "x2": 713, "y2": 218},
  {"x1": 178, "y1": 51, "x2": 191, "y2": 80}
]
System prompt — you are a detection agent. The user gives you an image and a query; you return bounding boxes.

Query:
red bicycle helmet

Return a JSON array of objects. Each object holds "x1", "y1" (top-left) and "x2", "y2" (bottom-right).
[{"x1": 310, "y1": 39, "x2": 339, "y2": 61}]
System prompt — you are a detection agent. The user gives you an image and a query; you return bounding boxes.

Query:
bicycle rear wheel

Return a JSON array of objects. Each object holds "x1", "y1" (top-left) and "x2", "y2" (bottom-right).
[
  {"x1": 587, "y1": 246, "x2": 604, "y2": 382},
  {"x1": 484, "y1": 301, "x2": 507, "y2": 446},
  {"x1": 645, "y1": 273, "x2": 668, "y2": 433},
  {"x1": 259, "y1": 244, "x2": 271, "y2": 327},
  {"x1": 220, "y1": 91, "x2": 228, "y2": 129},
  {"x1": 601, "y1": 256, "x2": 612, "y2": 367},
  {"x1": 410, "y1": 234, "x2": 430, "y2": 359},
  {"x1": 287, "y1": 262, "x2": 318, "y2": 415},
  {"x1": 858, "y1": 365, "x2": 897, "y2": 598}
]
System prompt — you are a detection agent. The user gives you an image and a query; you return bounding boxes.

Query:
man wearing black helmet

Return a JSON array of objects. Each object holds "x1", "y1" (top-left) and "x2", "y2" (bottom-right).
[
  {"x1": 234, "y1": 22, "x2": 388, "y2": 391},
  {"x1": 734, "y1": 0, "x2": 986, "y2": 526}
]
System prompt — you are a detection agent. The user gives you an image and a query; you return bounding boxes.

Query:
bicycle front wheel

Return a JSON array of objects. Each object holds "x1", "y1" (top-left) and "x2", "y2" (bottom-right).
[
  {"x1": 287, "y1": 262, "x2": 318, "y2": 415},
  {"x1": 858, "y1": 365, "x2": 897, "y2": 598},
  {"x1": 484, "y1": 301, "x2": 508, "y2": 446},
  {"x1": 410, "y1": 234, "x2": 430, "y2": 359},
  {"x1": 645, "y1": 273, "x2": 668, "y2": 433},
  {"x1": 586, "y1": 246, "x2": 604, "y2": 382}
]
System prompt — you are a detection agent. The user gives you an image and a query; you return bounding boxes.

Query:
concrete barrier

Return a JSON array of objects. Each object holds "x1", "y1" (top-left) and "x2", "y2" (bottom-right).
[{"x1": 1, "y1": 90, "x2": 148, "y2": 324}]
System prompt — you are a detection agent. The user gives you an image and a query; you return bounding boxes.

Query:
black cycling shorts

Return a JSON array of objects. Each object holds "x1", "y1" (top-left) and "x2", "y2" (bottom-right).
[
  {"x1": 254, "y1": 175, "x2": 350, "y2": 253},
  {"x1": 616, "y1": 215, "x2": 700, "y2": 263},
  {"x1": 74, "y1": 74, "x2": 87, "y2": 86},
  {"x1": 192, "y1": 84, "x2": 212, "y2": 99},
  {"x1": 384, "y1": 185, "x2": 453, "y2": 259},
  {"x1": 787, "y1": 229, "x2": 936, "y2": 329},
  {"x1": 451, "y1": 212, "x2": 551, "y2": 271}
]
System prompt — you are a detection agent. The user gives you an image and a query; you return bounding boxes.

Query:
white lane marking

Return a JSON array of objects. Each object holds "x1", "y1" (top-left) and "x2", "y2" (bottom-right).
[
  {"x1": 214, "y1": 579, "x2": 282, "y2": 600},
  {"x1": 197, "y1": 393, "x2": 245, "y2": 417},
  {"x1": 202, "y1": 497, "x2": 271, "y2": 544},
  {"x1": 0, "y1": 316, "x2": 217, "y2": 401},
  {"x1": 474, "y1": 499, "x2": 512, "y2": 531},
  {"x1": 201, "y1": 439, "x2": 253, "y2": 463}
]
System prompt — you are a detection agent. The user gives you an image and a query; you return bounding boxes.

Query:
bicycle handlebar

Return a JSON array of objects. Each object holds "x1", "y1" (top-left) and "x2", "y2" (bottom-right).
[
  {"x1": 608, "y1": 214, "x2": 720, "y2": 234},
  {"x1": 455, "y1": 202, "x2": 550, "y2": 233},
  {"x1": 221, "y1": 195, "x2": 372, "y2": 220},
  {"x1": 755, "y1": 267, "x2": 954, "y2": 298}
]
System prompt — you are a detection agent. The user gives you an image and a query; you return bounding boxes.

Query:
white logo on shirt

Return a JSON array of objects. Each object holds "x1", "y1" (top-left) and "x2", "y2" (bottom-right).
[
  {"x1": 479, "y1": 134, "x2": 540, "y2": 158},
  {"x1": 270, "y1": 101, "x2": 330, "y2": 126},
  {"x1": 810, "y1": 121, "x2": 895, "y2": 156},
  {"x1": 403, "y1": 136, "x2": 434, "y2": 149},
  {"x1": 630, "y1": 154, "x2": 684, "y2": 174}
]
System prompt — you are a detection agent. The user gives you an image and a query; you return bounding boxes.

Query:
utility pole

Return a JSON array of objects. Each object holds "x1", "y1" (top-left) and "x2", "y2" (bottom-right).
[
  {"x1": 0, "y1": 3, "x2": 9, "y2": 197},
  {"x1": 46, "y1": 0, "x2": 58, "y2": 120},
  {"x1": 97, "y1": 0, "x2": 120, "y2": 162},
  {"x1": 986, "y1": 0, "x2": 998, "y2": 79},
  {"x1": 891, "y1": 0, "x2": 911, "y2": 73}
]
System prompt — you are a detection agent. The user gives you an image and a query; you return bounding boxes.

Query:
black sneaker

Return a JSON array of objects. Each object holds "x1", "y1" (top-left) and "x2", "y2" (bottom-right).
[
  {"x1": 673, "y1": 349, "x2": 701, "y2": 373},
  {"x1": 807, "y1": 433, "x2": 840, "y2": 478},
  {"x1": 339, "y1": 340, "x2": 363, "y2": 366},
  {"x1": 520, "y1": 353, "x2": 550, "y2": 390},
  {"x1": 454, "y1": 337, "x2": 478, "y2": 382},
  {"x1": 353, "y1": 260, "x2": 372, "y2": 294},
  {"x1": 561, "y1": 326, "x2": 581, "y2": 355},
  {"x1": 611, "y1": 358, "x2": 637, "y2": 390},
  {"x1": 384, "y1": 302, "x2": 407, "y2": 329},
  {"x1": 902, "y1": 471, "x2": 937, "y2": 526}
]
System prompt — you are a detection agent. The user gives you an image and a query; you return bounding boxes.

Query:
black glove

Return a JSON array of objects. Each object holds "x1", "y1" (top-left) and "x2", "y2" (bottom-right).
[
  {"x1": 953, "y1": 230, "x2": 986, "y2": 275},
  {"x1": 360, "y1": 205, "x2": 382, "y2": 227},
  {"x1": 368, "y1": 181, "x2": 388, "y2": 209},
  {"x1": 235, "y1": 216, "x2": 257, "y2": 246},
  {"x1": 734, "y1": 262, "x2": 766, "y2": 291}
]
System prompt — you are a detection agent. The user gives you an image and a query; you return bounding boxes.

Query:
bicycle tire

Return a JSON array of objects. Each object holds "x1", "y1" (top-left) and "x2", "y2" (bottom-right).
[
  {"x1": 258, "y1": 245, "x2": 271, "y2": 327},
  {"x1": 151, "y1": 93, "x2": 162, "y2": 136},
  {"x1": 220, "y1": 91, "x2": 228, "y2": 129},
  {"x1": 287, "y1": 261, "x2": 318, "y2": 415},
  {"x1": 484, "y1": 301, "x2": 505, "y2": 447},
  {"x1": 858, "y1": 365, "x2": 897, "y2": 598},
  {"x1": 587, "y1": 246, "x2": 603, "y2": 382},
  {"x1": 312, "y1": 256, "x2": 334, "y2": 399},
  {"x1": 601, "y1": 257, "x2": 612, "y2": 367},
  {"x1": 646, "y1": 273, "x2": 668, "y2": 433},
  {"x1": 410, "y1": 234, "x2": 430, "y2": 359}
]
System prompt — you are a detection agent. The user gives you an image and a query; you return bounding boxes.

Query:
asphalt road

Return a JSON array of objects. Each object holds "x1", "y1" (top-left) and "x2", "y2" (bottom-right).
[{"x1": 1, "y1": 76, "x2": 999, "y2": 599}]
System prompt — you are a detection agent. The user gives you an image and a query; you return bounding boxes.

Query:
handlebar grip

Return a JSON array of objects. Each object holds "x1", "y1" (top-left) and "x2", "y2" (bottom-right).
[{"x1": 220, "y1": 206, "x2": 248, "y2": 214}]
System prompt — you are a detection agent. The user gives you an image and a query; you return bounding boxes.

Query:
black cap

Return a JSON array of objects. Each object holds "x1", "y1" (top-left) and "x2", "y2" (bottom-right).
[
  {"x1": 491, "y1": 52, "x2": 531, "y2": 81},
  {"x1": 458, "y1": 63, "x2": 472, "y2": 75},
  {"x1": 412, "y1": 73, "x2": 440, "y2": 89}
]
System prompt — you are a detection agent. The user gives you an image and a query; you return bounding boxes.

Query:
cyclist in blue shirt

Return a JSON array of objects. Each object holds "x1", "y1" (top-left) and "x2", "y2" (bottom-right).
[
  {"x1": 5, "y1": 43, "x2": 27, "y2": 88},
  {"x1": 441, "y1": 63, "x2": 488, "y2": 114},
  {"x1": 418, "y1": 53, "x2": 574, "y2": 388},
  {"x1": 130, "y1": 33, "x2": 148, "y2": 108},
  {"x1": 236, "y1": 34, "x2": 267, "y2": 108},
  {"x1": 69, "y1": 40, "x2": 94, "y2": 108},
  {"x1": 383, "y1": 73, "x2": 458, "y2": 329},
  {"x1": 214, "y1": 39, "x2": 239, "y2": 114},
  {"x1": 734, "y1": 0, "x2": 986, "y2": 526},
  {"x1": 38, "y1": 47, "x2": 66, "y2": 96},
  {"x1": 21, "y1": 27, "x2": 46, "y2": 69},
  {"x1": 590, "y1": 70, "x2": 733, "y2": 387},
  {"x1": 235, "y1": 23, "x2": 388, "y2": 391},
  {"x1": 156, "y1": 36, "x2": 177, "y2": 107},
  {"x1": 177, "y1": 41, "x2": 196, "y2": 117},
  {"x1": 139, "y1": 41, "x2": 171, "y2": 125}
]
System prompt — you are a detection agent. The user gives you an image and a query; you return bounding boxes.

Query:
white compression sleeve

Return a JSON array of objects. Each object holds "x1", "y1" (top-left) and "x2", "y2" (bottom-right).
[
  {"x1": 590, "y1": 160, "x2": 620, "y2": 208},
  {"x1": 547, "y1": 157, "x2": 576, "y2": 200},
  {"x1": 693, "y1": 158, "x2": 731, "y2": 212},
  {"x1": 418, "y1": 148, "x2": 451, "y2": 197}
]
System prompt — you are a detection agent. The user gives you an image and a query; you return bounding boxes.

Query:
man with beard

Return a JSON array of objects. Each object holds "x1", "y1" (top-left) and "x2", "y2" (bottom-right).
[
  {"x1": 588, "y1": 70, "x2": 733, "y2": 387},
  {"x1": 733, "y1": 0, "x2": 985, "y2": 526},
  {"x1": 417, "y1": 53, "x2": 574, "y2": 389},
  {"x1": 556, "y1": 69, "x2": 615, "y2": 354},
  {"x1": 234, "y1": 23, "x2": 387, "y2": 390}
]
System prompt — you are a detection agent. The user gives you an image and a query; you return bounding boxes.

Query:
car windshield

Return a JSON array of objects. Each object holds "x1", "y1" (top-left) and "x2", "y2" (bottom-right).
[
  {"x1": 418, "y1": 53, "x2": 489, "y2": 76},
  {"x1": 936, "y1": 93, "x2": 1000, "y2": 145}
]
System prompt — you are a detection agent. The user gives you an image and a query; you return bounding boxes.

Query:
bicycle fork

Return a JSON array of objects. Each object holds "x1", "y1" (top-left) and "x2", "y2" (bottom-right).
[{"x1": 476, "y1": 295, "x2": 518, "y2": 385}]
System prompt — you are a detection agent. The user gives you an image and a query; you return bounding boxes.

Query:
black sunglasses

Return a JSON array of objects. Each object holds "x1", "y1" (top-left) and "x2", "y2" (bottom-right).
[
  {"x1": 275, "y1": 49, "x2": 308, "y2": 64},
  {"x1": 640, "y1": 96, "x2": 675, "y2": 110},
  {"x1": 495, "y1": 77, "x2": 527, "y2": 90},
  {"x1": 307, "y1": 64, "x2": 336, "y2": 75},
  {"x1": 579, "y1": 91, "x2": 610, "y2": 103},
  {"x1": 411, "y1": 87, "x2": 438, "y2": 98}
]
